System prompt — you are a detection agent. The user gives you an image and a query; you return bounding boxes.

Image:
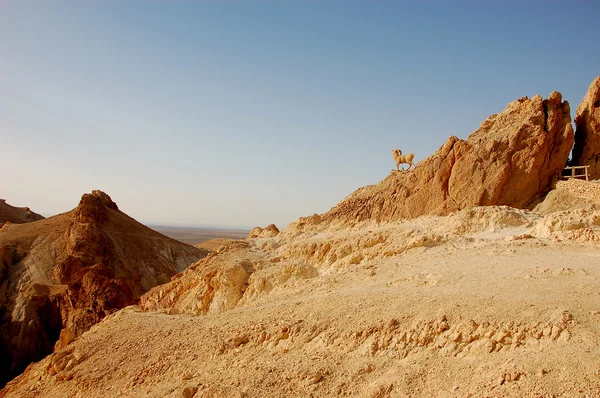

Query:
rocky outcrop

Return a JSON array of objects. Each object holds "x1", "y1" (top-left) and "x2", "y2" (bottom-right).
[
  {"x1": 0, "y1": 199, "x2": 44, "y2": 227},
  {"x1": 322, "y1": 92, "x2": 574, "y2": 224},
  {"x1": 140, "y1": 237, "x2": 319, "y2": 316},
  {"x1": 260, "y1": 224, "x2": 280, "y2": 237},
  {"x1": 572, "y1": 77, "x2": 600, "y2": 180},
  {"x1": 0, "y1": 191, "x2": 207, "y2": 387},
  {"x1": 57, "y1": 264, "x2": 135, "y2": 342},
  {"x1": 74, "y1": 190, "x2": 118, "y2": 223},
  {"x1": 247, "y1": 227, "x2": 263, "y2": 238},
  {"x1": 140, "y1": 241, "x2": 255, "y2": 315},
  {"x1": 247, "y1": 224, "x2": 280, "y2": 238}
]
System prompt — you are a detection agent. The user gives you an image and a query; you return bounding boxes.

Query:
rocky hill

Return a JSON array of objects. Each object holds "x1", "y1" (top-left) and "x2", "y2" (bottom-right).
[
  {"x1": 321, "y1": 92, "x2": 573, "y2": 224},
  {"x1": 0, "y1": 199, "x2": 44, "y2": 227},
  {"x1": 0, "y1": 191, "x2": 208, "y2": 387}
]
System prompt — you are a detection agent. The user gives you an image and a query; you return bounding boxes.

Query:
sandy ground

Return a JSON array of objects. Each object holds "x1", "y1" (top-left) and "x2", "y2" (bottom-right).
[{"x1": 2, "y1": 192, "x2": 600, "y2": 397}]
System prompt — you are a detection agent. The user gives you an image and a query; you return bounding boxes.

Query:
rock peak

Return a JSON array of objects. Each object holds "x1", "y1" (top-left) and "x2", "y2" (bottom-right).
[
  {"x1": 322, "y1": 92, "x2": 574, "y2": 224},
  {"x1": 75, "y1": 190, "x2": 118, "y2": 224}
]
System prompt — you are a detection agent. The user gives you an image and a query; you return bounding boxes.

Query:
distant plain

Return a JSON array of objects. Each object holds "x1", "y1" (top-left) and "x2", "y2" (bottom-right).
[{"x1": 150, "y1": 225, "x2": 250, "y2": 246}]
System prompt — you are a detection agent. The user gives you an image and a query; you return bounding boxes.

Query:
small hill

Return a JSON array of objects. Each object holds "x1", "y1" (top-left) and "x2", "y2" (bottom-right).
[
  {"x1": 0, "y1": 199, "x2": 44, "y2": 226},
  {"x1": 0, "y1": 190, "x2": 208, "y2": 387}
]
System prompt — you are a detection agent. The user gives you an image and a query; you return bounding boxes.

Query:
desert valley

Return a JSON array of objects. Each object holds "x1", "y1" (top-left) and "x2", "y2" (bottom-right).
[{"x1": 0, "y1": 77, "x2": 599, "y2": 397}]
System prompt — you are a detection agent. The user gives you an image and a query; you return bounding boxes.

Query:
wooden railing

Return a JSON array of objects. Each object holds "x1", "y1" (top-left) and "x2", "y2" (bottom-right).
[{"x1": 561, "y1": 165, "x2": 589, "y2": 181}]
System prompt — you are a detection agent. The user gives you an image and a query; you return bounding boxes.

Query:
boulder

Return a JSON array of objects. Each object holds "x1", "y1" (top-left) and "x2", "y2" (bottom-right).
[
  {"x1": 572, "y1": 77, "x2": 600, "y2": 179},
  {"x1": 323, "y1": 92, "x2": 574, "y2": 223}
]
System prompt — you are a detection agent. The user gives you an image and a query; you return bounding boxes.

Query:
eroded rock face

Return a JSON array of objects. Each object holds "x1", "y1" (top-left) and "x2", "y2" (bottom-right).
[
  {"x1": 140, "y1": 241, "x2": 255, "y2": 316},
  {"x1": 140, "y1": 238, "x2": 319, "y2": 316},
  {"x1": 323, "y1": 92, "x2": 574, "y2": 223},
  {"x1": 572, "y1": 77, "x2": 600, "y2": 180},
  {"x1": 57, "y1": 264, "x2": 135, "y2": 341},
  {"x1": 49, "y1": 192, "x2": 136, "y2": 341},
  {"x1": 0, "y1": 191, "x2": 207, "y2": 386}
]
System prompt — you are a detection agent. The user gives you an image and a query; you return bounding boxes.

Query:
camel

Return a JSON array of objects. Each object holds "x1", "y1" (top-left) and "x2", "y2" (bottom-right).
[{"x1": 392, "y1": 149, "x2": 415, "y2": 171}]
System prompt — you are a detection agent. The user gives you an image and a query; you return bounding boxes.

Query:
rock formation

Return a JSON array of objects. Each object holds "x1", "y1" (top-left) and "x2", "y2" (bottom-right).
[
  {"x1": 248, "y1": 224, "x2": 280, "y2": 238},
  {"x1": 0, "y1": 199, "x2": 44, "y2": 227},
  {"x1": 247, "y1": 226, "x2": 263, "y2": 238},
  {"x1": 140, "y1": 240, "x2": 256, "y2": 316},
  {"x1": 0, "y1": 191, "x2": 207, "y2": 387},
  {"x1": 322, "y1": 92, "x2": 574, "y2": 224},
  {"x1": 571, "y1": 77, "x2": 600, "y2": 180},
  {"x1": 260, "y1": 224, "x2": 280, "y2": 237}
]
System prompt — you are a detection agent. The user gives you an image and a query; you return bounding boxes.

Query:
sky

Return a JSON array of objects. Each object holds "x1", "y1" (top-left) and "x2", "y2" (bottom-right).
[{"x1": 1, "y1": 1, "x2": 599, "y2": 229}]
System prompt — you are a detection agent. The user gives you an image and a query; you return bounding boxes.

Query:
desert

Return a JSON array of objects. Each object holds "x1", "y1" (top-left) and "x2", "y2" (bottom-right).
[
  {"x1": 2, "y1": 78, "x2": 600, "y2": 396},
  {"x1": 150, "y1": 226, "x2": 249, "y2": 248},
  {"x1": 3, "y1": 3, "x2": 600, "y2": 397},
  {"x1": 2, "y1": 190, "x2": 600, "y2": 397}
]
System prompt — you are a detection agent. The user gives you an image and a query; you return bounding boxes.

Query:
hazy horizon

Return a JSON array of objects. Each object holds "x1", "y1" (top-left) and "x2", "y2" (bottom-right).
[
  {"x1": 146, "y1": 222, "x2": 252, "y2": 231},
  {"x1": 2, "y1": 1, "x2": 599, "y2": 228}
]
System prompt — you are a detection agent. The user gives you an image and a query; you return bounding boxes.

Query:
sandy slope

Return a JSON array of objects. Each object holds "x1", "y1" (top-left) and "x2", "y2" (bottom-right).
[{"x1": 2, "y1": 191, "x2": 600, "y2": 397}]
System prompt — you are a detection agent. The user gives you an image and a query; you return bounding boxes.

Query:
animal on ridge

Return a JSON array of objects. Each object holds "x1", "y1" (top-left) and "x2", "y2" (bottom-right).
[{"x1": 392, "y1": 148, "x2": 415, "y2": 171}]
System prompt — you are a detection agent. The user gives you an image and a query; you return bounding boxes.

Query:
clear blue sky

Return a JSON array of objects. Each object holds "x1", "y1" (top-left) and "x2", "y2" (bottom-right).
[{"x1": 2, "y1": 1, "x2": 599, "y2": 228}]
